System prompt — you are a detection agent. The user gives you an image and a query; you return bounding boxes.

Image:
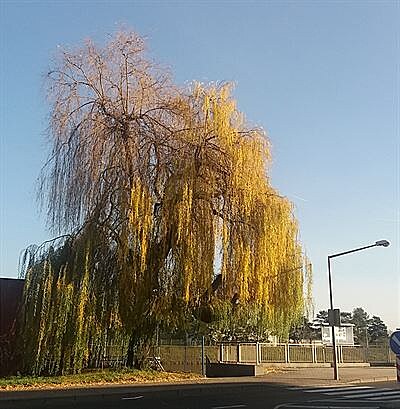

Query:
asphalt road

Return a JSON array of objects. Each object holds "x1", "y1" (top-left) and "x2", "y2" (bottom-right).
[{"x1": 0, "y1": 381, "x2": 399, "y2": 409}]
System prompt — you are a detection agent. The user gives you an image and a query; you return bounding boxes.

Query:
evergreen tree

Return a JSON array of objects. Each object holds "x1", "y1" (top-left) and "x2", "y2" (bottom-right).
[
  {"x1": 351, "y1": 307, "x2": 369, "y2": 345},
  {"x1": 367, "y1": 316, "x2": 388, "y2": 344}
]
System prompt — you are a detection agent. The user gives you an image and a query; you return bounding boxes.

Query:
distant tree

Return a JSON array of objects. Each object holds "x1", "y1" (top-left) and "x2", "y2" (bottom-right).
[
  {"x1": 312, "y1": 307, "x2": 388, "y2": 346},
  {"x1": 351, "y1": 307, "x2": 369, "y2": 345},
  {"x1": 310, "y1": 310, "x2": 352, "y2": 343},
  {"x1": 289, "y1": 316, "x2": 319, "y2": 343},
  {"x1": 340, "y1": 311, "x2": 352, "y2": 324},
  {"x1": 367, "y1": 316, "x2": 388, "y2": 344},
  {"x1": 313, "y1": 310, "x2": 328, "y2": 326},
  {"x1": 310, "y1": 310, "x2": 328, "y2": 342},
  {"x1": 312, "y1": 310, "x2": 351, "y2": 327}
]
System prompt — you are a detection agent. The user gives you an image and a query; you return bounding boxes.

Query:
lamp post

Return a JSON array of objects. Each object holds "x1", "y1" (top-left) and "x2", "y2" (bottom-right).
[{"x1": 328, "y1": 239, "x2": 390, "y2": 380}]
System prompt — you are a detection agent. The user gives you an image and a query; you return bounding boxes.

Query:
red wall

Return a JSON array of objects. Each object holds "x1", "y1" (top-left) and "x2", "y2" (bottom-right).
[
  {"x1": 0, "y1": 278, "x2": 25, "y2": 375},
  {"x1": 0, "y1": 278, "x2": 25, "y2": 337}
]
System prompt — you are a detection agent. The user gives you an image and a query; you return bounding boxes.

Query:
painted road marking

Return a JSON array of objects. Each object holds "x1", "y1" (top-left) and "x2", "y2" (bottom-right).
[
  {"x1": 311, "y1": 398, "x2": 395, "y2": 404},
  {"x1": 282, "y1": 385, "x2": 400, "y2": 407},
  {"x1": 369, "y1": 393, "x2": 400, "y2": 402},
  {"x1": 324, "y1": 388, "x2": 390, "y2": 396},
  {"x1": 121, "y1": 395, "x2": 144, "y2": 400},
  {"x1": 303, "y1": 386, "x2": 372, "y2": 393},
  {"x1": 211, "y1": 405, "x2": 246, "y2": 409},
  {"x1": 367, "y1": 391, "x2": 400, "y2": 400},
  {"x1": 337, "y1": 389, "x2": 398, "y2": 399},
  {"x1": 286, "y1": 385, "x2": 352, "y2": 391},
  {"x1": 274, "y1": 404, "x2": 378, "y2": 409},
  {"x1": 291, "y1": 385, "x2": 400, "y2": 400}
]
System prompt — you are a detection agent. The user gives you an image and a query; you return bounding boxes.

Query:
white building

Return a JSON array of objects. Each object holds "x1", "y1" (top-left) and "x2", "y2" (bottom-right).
[{"x1": 321, "y1": 323, "x2": 355, "y2": 346}]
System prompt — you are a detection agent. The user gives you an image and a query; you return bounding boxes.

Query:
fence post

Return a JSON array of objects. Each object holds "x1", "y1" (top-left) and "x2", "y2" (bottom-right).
[
  {"x1": 219, "y1": 344, "x2": 223, "y2": 362},
  {"x1": 184, "y1": 344, "x2": 187, "y2": 372},
  {"x1": 256, "y1": 342, "x2": 260, "y2": 365},
  {"x1": 156, "y1": 324, "x2": 160, "y2": 358},
  {"x1": 201, "y1": 336, "x2": 206, "y2": 377},
  {"x1": 237, "y1": 343, "x2": 241, "y2": 363},
  {"x1": 285, "y1": 344, "x2": 290, "y2": 363}
]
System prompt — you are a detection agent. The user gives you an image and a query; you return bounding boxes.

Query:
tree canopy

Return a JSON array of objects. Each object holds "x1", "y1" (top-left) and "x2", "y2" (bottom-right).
[
  {"x1": 310, "y1": 308, "x2": 388, "y2": 346},
  {"x1": 19, "y1": 31, "x2": 311, "y2": 374}
]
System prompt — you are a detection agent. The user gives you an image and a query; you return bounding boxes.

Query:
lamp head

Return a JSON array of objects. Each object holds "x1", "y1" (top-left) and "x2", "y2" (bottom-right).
[{"x1": 375, "y1": 240, "x2": 390, "y2": 247}]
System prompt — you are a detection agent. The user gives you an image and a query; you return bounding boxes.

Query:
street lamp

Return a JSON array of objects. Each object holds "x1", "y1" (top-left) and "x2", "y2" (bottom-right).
[{"x1": 328, "y1": 239, "x2": 390, "y2": 380}]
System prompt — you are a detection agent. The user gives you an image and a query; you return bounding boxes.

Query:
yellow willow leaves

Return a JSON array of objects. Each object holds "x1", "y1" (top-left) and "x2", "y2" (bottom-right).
[
  {"x1": 128, "y1": 179, "x2": 153, "y2": 273},
  {"x1": 184, "y1": 84, "x2": 309, "y2": 331},
  {"x1": 19, "y1": 233, "x2": 124, "y2": 375},
  {"x1": 72, "y1": 241, "x2": 91, "y2": 371}
]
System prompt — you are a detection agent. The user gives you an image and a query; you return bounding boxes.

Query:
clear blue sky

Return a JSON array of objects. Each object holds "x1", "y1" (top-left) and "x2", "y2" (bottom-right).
[{"x1": 1, "y1": 1, "x2": 399, "y2": 331}]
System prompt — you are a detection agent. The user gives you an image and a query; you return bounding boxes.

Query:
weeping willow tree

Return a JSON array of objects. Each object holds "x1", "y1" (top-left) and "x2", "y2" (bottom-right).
[{"x1": 19, "y1": 31, "x2": 312, "y2": 375}]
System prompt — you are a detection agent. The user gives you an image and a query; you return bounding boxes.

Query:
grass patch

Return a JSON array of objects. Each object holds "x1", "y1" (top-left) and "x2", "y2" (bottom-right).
[{"x1": 0, "y1": 368, "x2": 201, "y2": 390}]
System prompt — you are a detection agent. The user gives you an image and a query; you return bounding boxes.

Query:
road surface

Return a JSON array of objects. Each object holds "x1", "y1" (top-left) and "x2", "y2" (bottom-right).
[{"x1": 0, "y1": 380, "x2": 399, "y2": 409}]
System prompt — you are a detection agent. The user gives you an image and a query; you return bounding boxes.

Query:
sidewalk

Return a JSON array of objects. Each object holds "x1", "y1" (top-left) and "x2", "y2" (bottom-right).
[
  {"x1": 262, "y1": 366, "x2": 397, "y2": 386},
  {"x1": 0, "y1": 367, "x2": 397, "y2": 401}
]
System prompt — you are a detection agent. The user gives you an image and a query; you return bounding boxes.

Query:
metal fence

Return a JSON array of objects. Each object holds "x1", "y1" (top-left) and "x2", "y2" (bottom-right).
[
  {"x1": 87, "y1": 342, "x2": 396, "y2": 374},
  {"x1": 157, "y1": 345, "x2": 219, "y2": 373},
  {"x1": 218, "y1": 343, "x2": 396, "y2": 366}
]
